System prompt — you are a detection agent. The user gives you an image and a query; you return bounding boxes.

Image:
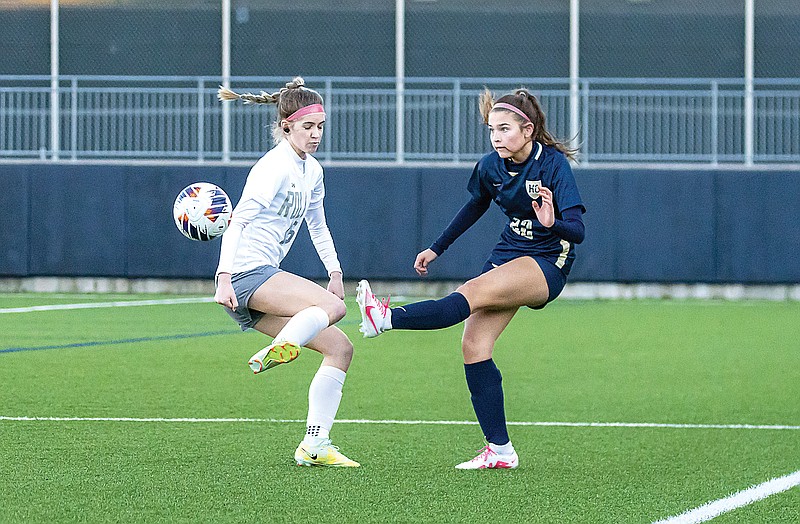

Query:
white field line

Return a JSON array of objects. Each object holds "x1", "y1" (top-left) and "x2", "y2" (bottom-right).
[
  {"x1": 0, "y1": 416, "x2": 798, "y2": 430},
  {"x1": 653, "y1": 470, "x2": 800, "y2": 524},
  {"x1": 0, "y1": 297, "x2": 214, "y2": 314}
]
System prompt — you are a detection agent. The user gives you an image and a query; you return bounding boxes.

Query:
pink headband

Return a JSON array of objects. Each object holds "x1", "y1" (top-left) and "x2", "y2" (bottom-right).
[
  {"x1": 286, "y1": 103, "x2": 326, "y2": 121},
  {"x1": 492, "y1": 102, "x2": 531, "y2": 123}
]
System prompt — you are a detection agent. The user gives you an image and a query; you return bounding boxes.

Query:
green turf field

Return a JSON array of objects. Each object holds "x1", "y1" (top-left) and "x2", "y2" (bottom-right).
[{"x1": 1, "y1": 294, "x2": 798, "y2": 523}]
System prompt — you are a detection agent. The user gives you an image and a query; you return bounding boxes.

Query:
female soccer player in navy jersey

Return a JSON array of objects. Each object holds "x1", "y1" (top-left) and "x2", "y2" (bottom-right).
[
  {"x1": 357, "y1": 88, "x2": 585, "y2": 469},
  {"x1": 215, "y1": 77, "x2": 358, "y2": 467}
]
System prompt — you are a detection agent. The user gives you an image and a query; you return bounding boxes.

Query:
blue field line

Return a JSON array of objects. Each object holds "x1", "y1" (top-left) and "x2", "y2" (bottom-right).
[{"x1": 1, "y1": 330, "x2": 241, "y2": 354}]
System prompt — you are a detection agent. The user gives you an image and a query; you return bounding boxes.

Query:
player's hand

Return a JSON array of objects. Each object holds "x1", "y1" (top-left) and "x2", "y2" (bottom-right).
[
  {"x1": 214, "y1": 273, "x2": 238, "y2": 310},
  {"x1": 327, "y1": 271, "x2": 345, "y2": 299},
  {"x1": 414, "y1": 249, "x2": 438, "y2": 277},
  {"x1": 532, "y1": 186, "x2": 555, "y2": 227}
]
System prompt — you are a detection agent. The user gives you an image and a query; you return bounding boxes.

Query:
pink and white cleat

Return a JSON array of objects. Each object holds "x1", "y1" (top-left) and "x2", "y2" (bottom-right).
[
  {"x1": 455, "y1": 445, "x2": 519, "y2": 469},
  {"x1": 356, "y1": 279, "x2": 392, "y2": 338}
]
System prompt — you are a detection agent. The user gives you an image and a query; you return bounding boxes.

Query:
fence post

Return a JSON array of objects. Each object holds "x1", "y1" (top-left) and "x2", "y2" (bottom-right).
[
  {"x1": 581, "y1": 79, "x2": 590, "y2": 163},
  {"x1": 744, "y1": 0, "x2": 754, "y2": 165},
  {"x1": 325, "y1": 78, "x2": 332, "y2": 163},
  {"x1": 50, "y1": 0, "x2": 59, "y2": 161},
  {"x1": 569, "y1": 0, "x2": 580, "y2": 160},
  {"x1": 711, "y1": 80, "x2": 718, "y2": 166},
  {"x1": 453, "y1": 79, "x2": 460, "y2": 163},
  {"x1": 197, "y1": 78, "x2": 205, "y2": 163},
  {"x1": 395, "y1": 0, "x2": 405, "y2": 164},
  {"x1": 70, "y1": 77, "x2": 77, "y2": 160},
  {"x1": 221, "y1": 0, "x2": 231, "y2": 163}
]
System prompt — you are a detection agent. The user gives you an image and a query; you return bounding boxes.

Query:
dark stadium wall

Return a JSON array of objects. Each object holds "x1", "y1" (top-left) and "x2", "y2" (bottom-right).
[{"x1": 2, "y1": 163, "x2": 799, "y2": 284}]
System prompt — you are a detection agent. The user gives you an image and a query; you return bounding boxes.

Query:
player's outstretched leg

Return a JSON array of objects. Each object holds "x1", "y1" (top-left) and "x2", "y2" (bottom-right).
[
  {"x1": 294, "y1": 439, "x2": 360, "y2": 467},
  {"x1": 248, "y1": 341, "x2": 301, "y2": 374},
  {"x1": 356, "y1": 279, "x2": 392, "y2": 338},
  {"x1": 455, "y1": 443, "x2": 519, "y2": 470}
]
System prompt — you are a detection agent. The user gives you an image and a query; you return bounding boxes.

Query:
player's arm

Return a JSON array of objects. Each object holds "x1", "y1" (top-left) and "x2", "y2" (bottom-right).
[
  {"x1": 533, "y1": 156, "x2": 585, "y2": 244},
  {"x1": 430, "y1": 198, "x2": 491, "y2": 256},
  {"x1": 214, "y1": 185, "x2": 267, "y2": 309},
  {"x1": 305, "y1": 204, "x2": 344, "y2": 299},
  {"x1": 547, "y1": 204, "x2": 585, "y2": 244},
  {"x1": 415, "y1": 197, "x2": 491, "y2": 276}
]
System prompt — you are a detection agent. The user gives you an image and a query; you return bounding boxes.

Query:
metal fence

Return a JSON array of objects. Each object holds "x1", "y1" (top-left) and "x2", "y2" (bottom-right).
[{"x1": 1, "y1": 76, "x2": 798, "y2": 164}]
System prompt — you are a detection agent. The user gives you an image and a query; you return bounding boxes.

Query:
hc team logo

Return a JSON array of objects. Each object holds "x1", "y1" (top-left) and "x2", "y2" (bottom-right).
[{"x1": 526, "y1": 180, "x2": 541, "y2": 199}]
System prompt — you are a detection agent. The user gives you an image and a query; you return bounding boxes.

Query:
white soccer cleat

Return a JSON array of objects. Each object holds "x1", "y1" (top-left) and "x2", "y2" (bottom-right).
[
  {"x1": 356, "y1": 279, "x2": 391, "y2": 338},
  {"x1": 455, "y1": 445, "x2": 519, "y2": 469}
]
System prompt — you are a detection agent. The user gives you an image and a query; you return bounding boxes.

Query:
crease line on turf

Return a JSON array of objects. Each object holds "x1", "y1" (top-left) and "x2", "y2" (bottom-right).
[
  {"x1": 0, "y1": 330, "x2": 241, "y2": 354},
  {"x1": 652, "y1": 469, "x2": 800, "y2": 524},
  {"x1": 0, "y1": 416, "x2": 798, "y2": 430}
]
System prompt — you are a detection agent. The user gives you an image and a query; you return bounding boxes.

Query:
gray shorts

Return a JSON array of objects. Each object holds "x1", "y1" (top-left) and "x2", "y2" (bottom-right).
[{"x1": 223, "y1": 264, "x2": 282, "y2": 330}]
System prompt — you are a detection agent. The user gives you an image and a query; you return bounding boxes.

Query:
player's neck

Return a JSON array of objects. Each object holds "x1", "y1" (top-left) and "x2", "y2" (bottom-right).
[
  {"x1": 508, "y1": 141, "x2": 533, "y2": 164},
  {"x1": 286, "y1": 139, "x2": 308, "y2": 160}
]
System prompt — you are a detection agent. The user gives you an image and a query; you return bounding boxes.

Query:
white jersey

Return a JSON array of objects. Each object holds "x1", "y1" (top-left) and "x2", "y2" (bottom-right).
[{"x1": 216, "y1": 139, "x2": 341, "y2": 276}]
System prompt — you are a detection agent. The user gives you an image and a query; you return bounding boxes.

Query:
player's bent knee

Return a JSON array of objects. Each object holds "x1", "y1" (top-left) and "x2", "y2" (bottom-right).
[
  {"x1": 461, "y1": 334, "x2": 492, "y2": 360},
  {"x1": 326, "y1": 298, "x2": 347, "y2": 324},
  {"x1": 313, "y1": 298, "x2": 345, "y2": 326},
  {"x1": 455, "y1": 281, "x2": 481, "y2": 307}
]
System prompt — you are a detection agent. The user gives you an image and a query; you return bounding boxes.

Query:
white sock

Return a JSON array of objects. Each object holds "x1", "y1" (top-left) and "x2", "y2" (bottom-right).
[
  {"x1": 489, "y1": 441, "x2": 514, "y2": 455},
  {"x1": 274, "y1": 305, "x2": 330, "y2": 347},
  {"x1": 303, "y1": 365, "x2": 346, "y2": 446}
]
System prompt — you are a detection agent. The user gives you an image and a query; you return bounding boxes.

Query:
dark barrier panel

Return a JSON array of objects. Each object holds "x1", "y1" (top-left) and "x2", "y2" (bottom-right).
[
  {"x1": 715, "y1": 171, "x2": 800, "y2": 283},
  {"x1": 2, "y1": 163, "x2": 799, "y2": 284},
  {"x1": 1, "y1": 165, "x2": 30, "y2": 275}
]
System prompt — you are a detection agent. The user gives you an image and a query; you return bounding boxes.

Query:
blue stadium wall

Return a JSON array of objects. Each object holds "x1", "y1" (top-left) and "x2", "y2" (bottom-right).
[{"x1": 1, "y1": 164, "x2": 799, "y2": 284}]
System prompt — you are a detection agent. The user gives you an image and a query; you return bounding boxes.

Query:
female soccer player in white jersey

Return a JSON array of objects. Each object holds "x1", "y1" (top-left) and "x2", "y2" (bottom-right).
[
  {"x1": 357, "y1": 88, "x2": 585, "y2": 470},
  {"x1": 215, "y1": 77, "x2": 358, "y2": 467}
]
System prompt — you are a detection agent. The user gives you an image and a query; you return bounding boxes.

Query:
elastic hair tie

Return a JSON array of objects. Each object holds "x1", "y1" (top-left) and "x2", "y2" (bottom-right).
[{"x1": 492, "y1": 102, "x2": 531, "y2": 123}]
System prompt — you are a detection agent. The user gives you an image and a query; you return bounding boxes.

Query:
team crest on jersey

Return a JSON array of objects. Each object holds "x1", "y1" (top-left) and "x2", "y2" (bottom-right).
[{"x1": 526, "y1": 180, "x2": 542, "y2": 199}]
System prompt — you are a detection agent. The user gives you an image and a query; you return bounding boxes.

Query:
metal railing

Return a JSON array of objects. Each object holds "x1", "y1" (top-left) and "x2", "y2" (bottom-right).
[{"x1": 1, "y1": 76, "x2": 798, "y2": 164}]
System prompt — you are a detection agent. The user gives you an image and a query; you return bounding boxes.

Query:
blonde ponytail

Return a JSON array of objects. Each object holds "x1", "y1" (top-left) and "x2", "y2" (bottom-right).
[
  {"x1": 216, "y1": 86, "x2": 279, "y2": 105},
  {"x1": 218, "y1": 76, "x2": 323, "y2": 146}
]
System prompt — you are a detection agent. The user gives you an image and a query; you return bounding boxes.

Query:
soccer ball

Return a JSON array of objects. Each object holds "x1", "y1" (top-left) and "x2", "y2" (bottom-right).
[{"x1": 173, "y1": 182, "x2": 232, "y2": 241}]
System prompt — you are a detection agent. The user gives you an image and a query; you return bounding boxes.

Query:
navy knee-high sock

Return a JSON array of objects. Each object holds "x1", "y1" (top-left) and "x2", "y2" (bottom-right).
[
  {"x1": 464, "y1": 359, "x2": 509, "y2": 445},
  {"x1": 390, "y1": 292, "x2": 471, "y2": 330}
]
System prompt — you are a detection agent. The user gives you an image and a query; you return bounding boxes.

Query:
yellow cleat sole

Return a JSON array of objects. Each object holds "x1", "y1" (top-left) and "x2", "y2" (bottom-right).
[{"x1": 249, "y1": 342, "x2": 300, "y2": 374}]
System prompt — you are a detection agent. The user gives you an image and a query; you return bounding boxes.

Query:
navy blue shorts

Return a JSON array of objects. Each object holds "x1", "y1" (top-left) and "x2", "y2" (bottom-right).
[{"x1": 481, "y1": 255, "x2": 567, "y2": 310}]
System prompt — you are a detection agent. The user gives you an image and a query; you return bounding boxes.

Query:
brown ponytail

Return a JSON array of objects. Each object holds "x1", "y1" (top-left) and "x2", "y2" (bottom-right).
[{"x1": 479, "y1": 87, "x2": 577, "y2": 161}]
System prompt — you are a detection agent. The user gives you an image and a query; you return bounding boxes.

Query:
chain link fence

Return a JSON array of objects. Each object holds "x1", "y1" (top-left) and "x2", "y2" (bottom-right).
[{"x1": 0, "y1": 1, "x2": 798, "y2": 163}]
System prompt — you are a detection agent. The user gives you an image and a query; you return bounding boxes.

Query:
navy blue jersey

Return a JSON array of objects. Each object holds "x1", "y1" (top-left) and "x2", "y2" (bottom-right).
[{"x1": 468, "y1": 142, "x2": 585, "y2": 275}]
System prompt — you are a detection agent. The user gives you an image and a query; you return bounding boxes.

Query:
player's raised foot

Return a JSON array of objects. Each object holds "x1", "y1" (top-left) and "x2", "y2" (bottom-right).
[
  {"x1": 248, "y1": 341, "x2": 300, "y2": 374},
  {"x1": 294, "y1": 439, "x2": 360, "y2": 467},
  {"x1": 455, "y1": 445, "x2": 519, "y2": 469},
  {"x1": 356, "y1": 279, "x2": 391, "y2": 338}
]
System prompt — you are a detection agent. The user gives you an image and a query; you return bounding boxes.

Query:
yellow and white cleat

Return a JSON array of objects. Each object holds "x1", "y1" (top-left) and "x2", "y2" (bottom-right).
[
  {"x1": 294, "y1": 440, "x2": 360, "y2": 467},
  {"x1": 248, "y1": 341, "x2": 300, "y2": 374}
]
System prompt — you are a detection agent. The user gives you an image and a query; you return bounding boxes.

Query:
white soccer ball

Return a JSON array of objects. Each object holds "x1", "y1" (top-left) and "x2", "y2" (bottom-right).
[{"x1": 173, "y1": 182, "x2": 232, "y2": 241}]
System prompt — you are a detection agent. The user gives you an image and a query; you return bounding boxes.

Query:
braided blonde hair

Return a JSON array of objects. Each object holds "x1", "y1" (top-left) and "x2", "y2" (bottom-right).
[
  {"x1": 218, "y1": 76, "x2": 324, "y2": 145},
  {"x1": 479, "y1": 87, "x2": 577, "y2": 160}
]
